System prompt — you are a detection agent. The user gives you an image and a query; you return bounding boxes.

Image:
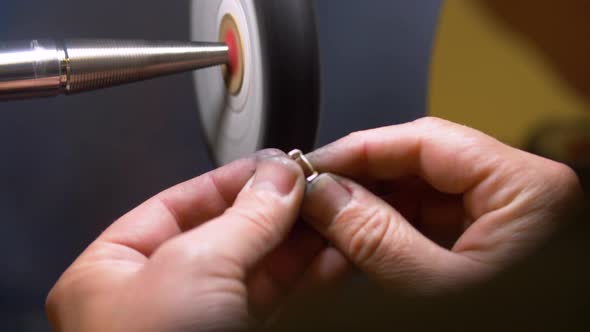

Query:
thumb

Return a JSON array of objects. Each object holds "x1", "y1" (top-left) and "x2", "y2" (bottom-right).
[
  {"x1": 173, "y1": 156, "x2": 306, "y2": 271},
  {"x1": 302, "y1": 174, "x2": 487, "y2": 293}
]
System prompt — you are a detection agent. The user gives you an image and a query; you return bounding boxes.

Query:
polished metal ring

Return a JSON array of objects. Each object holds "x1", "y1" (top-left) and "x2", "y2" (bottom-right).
[{"x1": 288, "y1": 149, "x2": 319, "y2": 183}]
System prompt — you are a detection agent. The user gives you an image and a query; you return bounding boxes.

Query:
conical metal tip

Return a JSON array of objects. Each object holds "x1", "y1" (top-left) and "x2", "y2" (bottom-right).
[{"x1": 62, "y1": 39, "x2": 229, "y2": 93}]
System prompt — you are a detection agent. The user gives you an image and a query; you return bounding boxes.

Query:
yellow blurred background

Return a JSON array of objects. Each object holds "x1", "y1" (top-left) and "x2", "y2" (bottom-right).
[{"x1": 429, "y1": 0, "x2": 590, "y2": 148}]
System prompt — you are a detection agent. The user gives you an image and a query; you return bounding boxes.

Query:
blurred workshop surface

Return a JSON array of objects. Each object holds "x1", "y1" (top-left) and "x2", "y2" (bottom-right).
[{"x1": 429, "y1": 0, "x2": 590, "y2": 148}]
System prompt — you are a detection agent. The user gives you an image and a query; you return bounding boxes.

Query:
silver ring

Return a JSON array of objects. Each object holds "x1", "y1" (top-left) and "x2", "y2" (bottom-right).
[{"x1": 288, "y1": 149, "x2": 319, "y2": 183}]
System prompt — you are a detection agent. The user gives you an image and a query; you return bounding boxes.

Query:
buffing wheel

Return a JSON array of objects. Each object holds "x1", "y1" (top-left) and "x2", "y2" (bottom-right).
[{"x1": 191, "y1": 0, "x2": 320, "y2": 165}]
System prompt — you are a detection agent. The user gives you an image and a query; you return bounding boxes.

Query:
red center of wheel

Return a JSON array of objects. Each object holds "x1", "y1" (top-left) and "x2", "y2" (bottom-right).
[{"x1": 225, "y1": 29, "x2": 239, "y2": 77}]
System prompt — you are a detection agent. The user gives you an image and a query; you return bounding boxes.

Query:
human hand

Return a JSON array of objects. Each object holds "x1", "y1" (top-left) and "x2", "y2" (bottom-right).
[
  {"x1": 46, "y1": 150, "x2": 347, "y2": 332},
  {"x1": 302, "y1": 117, "x2": 582, "y2": 294}
]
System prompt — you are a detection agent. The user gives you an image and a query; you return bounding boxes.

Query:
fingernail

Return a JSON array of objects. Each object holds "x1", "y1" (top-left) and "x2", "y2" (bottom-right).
[
  {"x1": 253, "y1": 157, "x2": 299, "y2": 196},
  {"x1": 303, "y1": 174, "x2": 352, "y2": 226},
  {"x1": 254, "y1": 149, "x2": 285, "y2": 160}
]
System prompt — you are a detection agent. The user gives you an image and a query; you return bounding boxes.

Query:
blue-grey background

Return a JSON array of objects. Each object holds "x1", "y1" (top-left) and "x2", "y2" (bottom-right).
[{"x1": 0, "y1": 1, "x2": 440, "y2": 330}]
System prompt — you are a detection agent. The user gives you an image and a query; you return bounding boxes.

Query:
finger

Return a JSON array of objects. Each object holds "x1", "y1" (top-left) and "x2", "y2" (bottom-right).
[
  {"x1": 298, "y1": 247, "x2": 353, "y2": 292},
  {"x1": 267, "y1": 247, "x2": 352, "y2": 324},
  {"x1": 380, "y1": 181, "x2": 466, "y2": 249},
  {"x1": 302, "y1": 173, "x2": 488, "y2": 293},
  {"x1": 306, "y1": 117, "x2": 540, "y2": 224},
  {"x1": 97, "y1": 149, "x2": 283, "y2": 258},
  {"x1": 170, "y1": 156, "x2": 306, "y2": 272},
  {"x1": 247, "y1": 222, "x2": 326, "y2": 319},
  {"x1": 259, "y1": 223, "x2": 326, "y2": 290},
  {"x1": 307, "y1": 117, "x2": 513, "y2": 194},
  {"x1": 413, "y1": 192, "x2": 465, "y2": 248},
  {"x1": 307, "y1": 117, "x2": 581, "y2": 226},
  {"x1": 308, "y1": 117, "x2": 582, "y2": 267}
]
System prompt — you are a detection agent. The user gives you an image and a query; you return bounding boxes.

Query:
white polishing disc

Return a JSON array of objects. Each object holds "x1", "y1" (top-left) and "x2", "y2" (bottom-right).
[
  {"x1": 191, "y1": 0, "x2": 320, "y2": 166},
  {"x1": 191, "y1": 0, "x2": 264, "y2": 165}
]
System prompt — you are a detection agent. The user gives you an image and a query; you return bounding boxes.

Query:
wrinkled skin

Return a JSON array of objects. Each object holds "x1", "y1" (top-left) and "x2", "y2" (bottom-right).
[
  {"x1": 47, "y1": 150, "x2": 349, "y2": 332},
  {"x1": 47, "y1": 118, "x2": 581, "y2": 331},
  {"x1": 302, "y1": 117, "x2": 581, "y2": 292}
]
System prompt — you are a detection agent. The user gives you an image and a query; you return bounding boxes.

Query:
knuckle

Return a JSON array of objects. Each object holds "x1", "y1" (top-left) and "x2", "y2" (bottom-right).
[
  {"x1": 338, "y1": 204, "x2": 394, "y2": 265},
  {"x1": 344, "y1": 130, "x2": 372, "y2": 167},
  {"x1": 229, "y1": 197, "x2": 277, "y2": 244},
  {"x1": 414, "y1": 116, "x2": 450, "y2": 129},
  {"x1": 548, "y1": 162, "x2": 582, "y2": 201},
  {"x1": 203, "y1": 171, "x2": 232, "y2": 208},
  {"x1": 45, "y1": 272, "x2": 75, "y2": 309},
  {"x1": 257, "y1": 148, "x2": 285, "y2": 157},
  {"x1": 45, "y1": 284, "x2": 62, "y2": 316},
  {"x1": 345, "y1": 129, "x2": 371, "y2": 144},
  {"x1": 162, "y1": 238, "x2": 211, "y2": 264},
  {"x1": 555, "y1": 162, "x2": 580, "y2": 187},
  {"x1": 158, "y1": 238, "x2": 245, "y2": 280},
  {"x1": 45, "y1": 270, "x2": 92, "y2": 325},
  {"x1": 46, "y1": 285, "x2": 68, "y2": 329}
]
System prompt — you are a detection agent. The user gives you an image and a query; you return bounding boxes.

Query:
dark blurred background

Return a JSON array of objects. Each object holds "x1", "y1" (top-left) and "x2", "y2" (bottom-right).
[{"x1": 0, "y1": 1, "x2": 439, "y2": 330}]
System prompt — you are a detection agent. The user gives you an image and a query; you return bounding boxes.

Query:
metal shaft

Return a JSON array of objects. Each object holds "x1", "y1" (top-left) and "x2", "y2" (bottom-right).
[{"x1": 0, "y1": 39, "x2": 229, "y2": 100}]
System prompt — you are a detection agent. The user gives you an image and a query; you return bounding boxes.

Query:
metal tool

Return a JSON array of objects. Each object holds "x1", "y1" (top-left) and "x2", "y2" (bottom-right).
[{"x1": 0, "y1": 39, "x2": 229, "y2": 100}]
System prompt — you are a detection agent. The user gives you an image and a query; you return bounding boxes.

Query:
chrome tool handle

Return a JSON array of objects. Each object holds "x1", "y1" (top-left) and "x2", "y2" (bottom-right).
[
  {"x1": 0, "y1": 39, "x2": 229, "y2": 101},
  {"x1": 0, "y1": 39, "x2": 66, "y2": 100},
  {"x1": 62, "y1": 39, "x2": 228, "y2": 93}
]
